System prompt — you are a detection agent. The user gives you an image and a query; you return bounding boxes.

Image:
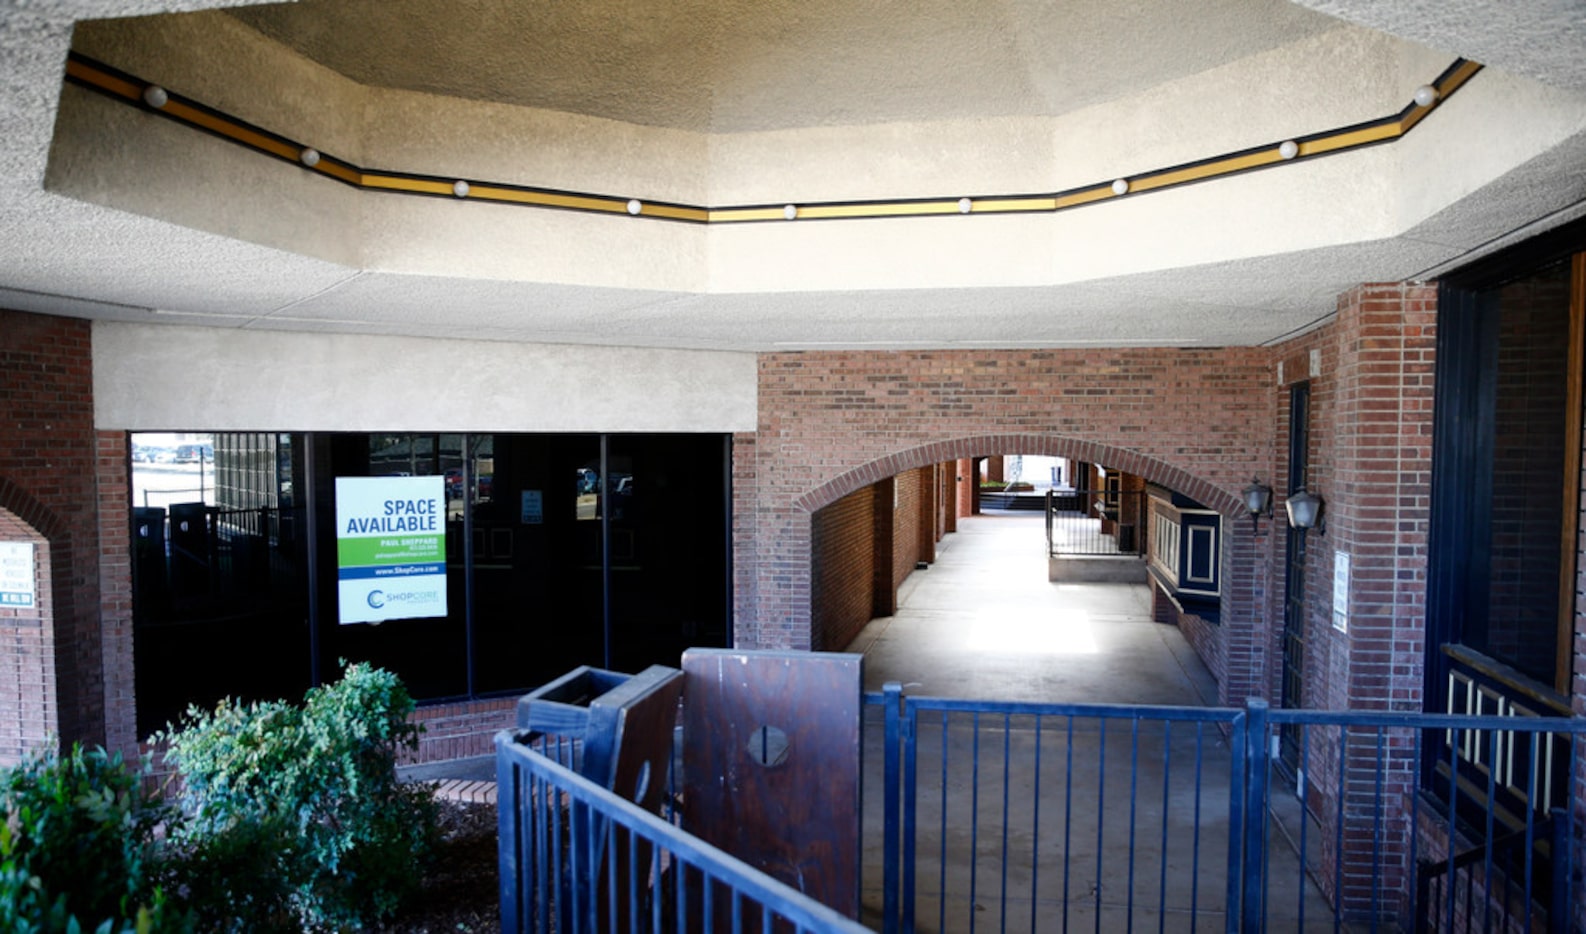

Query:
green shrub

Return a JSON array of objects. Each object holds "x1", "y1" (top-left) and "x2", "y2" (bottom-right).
[
  {"x1": 157, "y1": 663, "x2": 437, "y2": 931},
  {"x1": 0, "y1": 743, "x2": 185, "y2": 933}
]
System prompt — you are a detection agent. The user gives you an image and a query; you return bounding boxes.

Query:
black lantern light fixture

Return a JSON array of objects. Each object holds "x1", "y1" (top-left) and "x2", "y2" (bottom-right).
[
  {"x1": 1241, "y1": 478, "x2": 1272, "y2": 532},
  {"x1": 1286, "y1": 487, "x2": 1325, "y2": 535}
]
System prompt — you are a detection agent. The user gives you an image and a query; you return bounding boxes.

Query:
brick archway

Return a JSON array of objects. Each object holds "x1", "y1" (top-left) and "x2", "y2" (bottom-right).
[
  {"x1": 737, "y1": 346, "x2": 1278, "y2": 702},
  {"x1": 777, "y1": 434, "x2": 1259, "y2": 702},
  {"x1": 793, "y1": 433, "x2": 1244, "y2": 518},
  {"x1": 0, "y1": 488, "x2": 59, "y2": 763}
]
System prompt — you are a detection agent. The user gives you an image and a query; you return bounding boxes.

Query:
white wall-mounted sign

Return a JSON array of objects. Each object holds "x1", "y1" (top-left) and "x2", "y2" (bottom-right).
[
  {"x1": 335, "y1": 476, "x2": 447, "y2": 624},
  {"x1": 1332, "y1": 550, "x2": 1350, "y2": 632},
  {"x1": 0, "y1": 542, "x2": 35, "y2": 609}
]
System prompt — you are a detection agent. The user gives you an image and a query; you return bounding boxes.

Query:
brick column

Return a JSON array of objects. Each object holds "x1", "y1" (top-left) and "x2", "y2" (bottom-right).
[
  {"x1": 1270, "y1": 284, "x2": 1437, "y2": 917},
  {"x1": 0, "y1": 310, "x2": 108, "y2": 752}
]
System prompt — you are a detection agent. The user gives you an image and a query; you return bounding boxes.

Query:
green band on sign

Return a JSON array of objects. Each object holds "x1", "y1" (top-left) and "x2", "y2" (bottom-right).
[{"x1": 337, "y1": 536, "x2": 443, "y2": 567}]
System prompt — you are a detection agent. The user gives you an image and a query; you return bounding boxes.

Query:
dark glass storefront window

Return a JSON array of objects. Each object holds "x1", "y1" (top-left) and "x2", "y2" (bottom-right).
[
  {"x1": 131, "y1": 430, "x2": 730, "y2": 732},
  {"x1": 131, "y1": 431, "x2": 311, "y2": 733}
]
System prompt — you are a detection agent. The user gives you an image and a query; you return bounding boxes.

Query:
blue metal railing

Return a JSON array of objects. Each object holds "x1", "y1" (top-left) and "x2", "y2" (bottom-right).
[
  {"x1": 877, "y1": 686, "x2": 1586, "y2": 934},
  {"x1": 498, "y1": 688, "x2": 1585, "y2": 933},
  {"x1": 497, "y1": 729, "x2": 872, "y2": 934},
  {"x1": 881, "y1": 686, "x2": 1244, "y2": 933},
  {"x1": 1265, "y1": 707, "x2": 1582, "y2": 934}
]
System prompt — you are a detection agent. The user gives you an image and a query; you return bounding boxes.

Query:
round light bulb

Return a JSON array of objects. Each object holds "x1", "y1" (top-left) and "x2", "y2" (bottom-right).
[
  {"x1": 626, "y1": 199, "x2": 642, "y2": 216},
  {"x1": 1111, "y1": 179, "x2": 1129, "y2": 196},
  {"x1": 958, "y1": 198, "x2": 972, "y2": 214},
  {"x1": 453, "y1": 180, "x2": 470, "y2": 198},
  {"x1": 1413, "y1": 85, "x2": 1438, "y2": 108},
  {"x1": 142, "y1": 85, "x2": 168, "y2": 109},
  {"x1": 783, "y1": 204, "x2": 798, "y2": 220},
  {"x1": 1278, "y1": 140, "x2": 1299, "y2": 160},
  {"x1": 299, "y1": 147, "x2": 320, "y2": 167}
]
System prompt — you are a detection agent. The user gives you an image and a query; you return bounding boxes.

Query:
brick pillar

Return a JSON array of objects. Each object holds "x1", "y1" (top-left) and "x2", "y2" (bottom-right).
[
  {"x1": 986, "y1": 456, "x2": 1004, "y2": 483},
  {"x1": 96, "y1": 432, "x2": 137, "y2": 758},
  {"x1": 932, "y1": 459, "x2": 945, "y2": 535},
  {"x1": 917, "y1": 466, "x2": 936, "y2": 565},
  {"x1": 1274, "y1": 283, "x2": 1437, "y2": 918},
  {"x1": 872, "y1": 478, "x2": 896, "y2": 618},
  {"x1": 956, "y1": 458, "x2": 975, "y2": 519},
  {"x1": 1, "y1": 311, "x2": 107, "y2": 753}
]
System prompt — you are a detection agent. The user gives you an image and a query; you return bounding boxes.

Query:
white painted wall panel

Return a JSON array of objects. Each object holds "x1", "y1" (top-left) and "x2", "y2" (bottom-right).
[{"x1": 92, "y1": 321, "x2": 757, "y2": 432}]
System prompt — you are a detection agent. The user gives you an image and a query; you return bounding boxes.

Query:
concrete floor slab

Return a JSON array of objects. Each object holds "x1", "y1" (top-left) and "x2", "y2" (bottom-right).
[
  {"x1": 849, "y1": 513, "x2": 1340, "y2": 932},
  {"x1": 848, "y1": 513, "x2": 1216, "y2": 707}
]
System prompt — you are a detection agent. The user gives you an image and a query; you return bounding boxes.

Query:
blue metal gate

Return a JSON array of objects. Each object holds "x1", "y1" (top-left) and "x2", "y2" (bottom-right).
[
  {"x1": 876, "y1": 685, "x2": 1586, "y2": 933},
  {"x1": 498, "y1": 688, "x2": 1586, "y2": 932}
]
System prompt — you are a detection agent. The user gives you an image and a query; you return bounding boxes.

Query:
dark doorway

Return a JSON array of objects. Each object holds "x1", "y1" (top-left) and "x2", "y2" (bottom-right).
[{"x1": 1279, "y1": 381, "x2": 1310, "y2": 772}]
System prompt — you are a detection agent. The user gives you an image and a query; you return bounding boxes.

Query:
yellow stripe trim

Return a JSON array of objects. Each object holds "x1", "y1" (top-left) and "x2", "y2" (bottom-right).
[
  {"x1": 1055, "y1": 188, "x2": 1117, "y2": 210},
  {"x1": 642, "y1": 204, "x2": 710, "y2": 222},
  {"x1": 65, "y1": 54, "x2": 1479, "y2": 228},
  {"x1": 160, "y1": 99, "x2": 298, "y2": 161},
  {"x1": 972, "y1": 198, "x2": 1056, "y2": 213},
  {"x1": 707, "y1": 207, "x2": 789, "y2": 223},
  {"x1": 66, "y1": 59, "x2": 140, "y2": 101},
  {"x1": 362, "y1": 174, "x2": 455, "y2": 196},
  {"x1": 314, "y1": 162, "x2": 363, "y2": 185}
]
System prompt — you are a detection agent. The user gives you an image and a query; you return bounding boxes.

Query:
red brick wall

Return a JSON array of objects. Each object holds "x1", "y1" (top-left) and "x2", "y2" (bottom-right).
[
  {"x1": 894, "y1": 468, "x2": 922, "y2": 588},
  {"x1": 96, "y1": 431, "x2": 135, "y2": 757},
  {"x1": 938, "y1": 459, "x2": 951, "y2": 529},
  {"x1": 0, "y1": 509, "x2": 55, "y2": 764},
  {"x1": 811, "y1": 485, "x2": 877, "y2": 651},
  {"x1": 1265, "y1": 283, "x2": 1438, "y2": 916},
  {"x1": 742, "y1": 348, "x2": 1274, "y2": 691},
  {"x1": 404, "y1": 698, "x2": 516, "y2": 764},
  {"x1": 0, "y1": 309, "x2": 114, "y2": 756},
  {"x1": 956, "y1": 458, "x2": 974, "y2": 522}
]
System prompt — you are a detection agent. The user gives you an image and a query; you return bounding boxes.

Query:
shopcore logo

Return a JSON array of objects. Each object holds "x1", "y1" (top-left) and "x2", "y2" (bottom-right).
[{"x1": 366, "y1": 589, "x2": 439, "y2": 609}]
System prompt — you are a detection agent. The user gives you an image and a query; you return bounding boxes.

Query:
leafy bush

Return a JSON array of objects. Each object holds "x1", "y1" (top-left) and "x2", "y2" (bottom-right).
[
  {"x1": 0, "y1": 743, "x2": 185, "y2": 933},
  {"x1": 157, "y1": 663, "x2": 437, "y2": 931}
]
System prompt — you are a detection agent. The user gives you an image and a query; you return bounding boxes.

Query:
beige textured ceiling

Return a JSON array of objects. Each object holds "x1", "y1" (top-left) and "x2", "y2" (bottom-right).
[
  {"x1": 224, "y1": 0, "x2": 1342, "y2": 132},
  {"x1": 3, "y1": 0, "x2": 1584, "y2": 354}
]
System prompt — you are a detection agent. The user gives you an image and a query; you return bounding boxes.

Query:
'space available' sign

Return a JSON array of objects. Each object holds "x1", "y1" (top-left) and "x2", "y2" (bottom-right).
[{"x1": 335, "y1": 476, "x2": 446, "y2": 624}]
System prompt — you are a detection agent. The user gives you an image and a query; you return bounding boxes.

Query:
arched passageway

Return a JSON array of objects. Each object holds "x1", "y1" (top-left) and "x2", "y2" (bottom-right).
[
  {"x1": 801, "y1": 438, "x2": 1235, "y2": 704},
  {"x1": 844, "y1": 509, "x2": 1220, "y2": 705}
]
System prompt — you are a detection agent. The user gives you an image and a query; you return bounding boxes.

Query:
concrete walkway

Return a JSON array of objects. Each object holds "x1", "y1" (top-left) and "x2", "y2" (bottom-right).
[
  {"x1": 846, "y1": 512, "x2": 1337, "y2": 932},
  {"x1": 845, "y1": 511, "x2": 1217, "y2": 706}
]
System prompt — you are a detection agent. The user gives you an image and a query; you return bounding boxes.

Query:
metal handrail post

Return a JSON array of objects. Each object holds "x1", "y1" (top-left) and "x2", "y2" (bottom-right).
[
  {"x1": 883, "y1": 682, "x2": 903, "y2": 934},
  {"x1": 1242, "y1": 699, "x2": 1270, "y2": 933},
  {"x1": 1225, "y1": 708, "x2": 1246, "y2": 934}
]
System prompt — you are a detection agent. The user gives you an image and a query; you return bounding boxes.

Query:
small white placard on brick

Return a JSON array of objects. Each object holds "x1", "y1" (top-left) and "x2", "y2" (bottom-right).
[
  {"x1": 0, "y1": 541, "x2": 36, "y2": 609},
  {"x1": 1332, "y1": 550, "x2": 1349, "y2": 632}
]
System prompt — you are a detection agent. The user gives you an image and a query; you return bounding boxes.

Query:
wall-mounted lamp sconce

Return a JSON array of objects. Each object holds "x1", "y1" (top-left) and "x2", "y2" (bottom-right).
[
  {"x1": 1241, "y1": 478, "x2": 1272, "y2": 533},
  {"x1": 1286, "y1": 487, "x2": 1325, "y2": 536}
]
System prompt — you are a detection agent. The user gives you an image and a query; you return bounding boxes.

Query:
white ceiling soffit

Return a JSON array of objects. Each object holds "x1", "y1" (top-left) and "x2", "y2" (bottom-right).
[
  {"x1": 3, "y1": 0, "x2": 1586, "y2": 352},
  {"x1": 1292, "y1": 0, "x2": 1586, "y2": 92},
  {"x1": 221, "y1": 0, "x2": 1345, "y2": 133}
]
